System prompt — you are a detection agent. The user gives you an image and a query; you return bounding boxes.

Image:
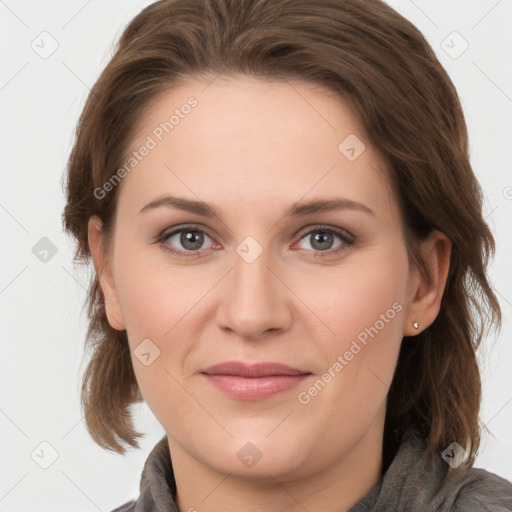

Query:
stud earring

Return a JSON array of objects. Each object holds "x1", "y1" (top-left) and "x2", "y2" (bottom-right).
[{"x1": 413, "y1": 321, "x2": 419, "y2": 329}]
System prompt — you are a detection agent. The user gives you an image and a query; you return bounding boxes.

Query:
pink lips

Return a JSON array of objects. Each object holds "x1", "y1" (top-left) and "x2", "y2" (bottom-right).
[{"x1": 200, "y1": 361, "x2": 311, "y2": 400}]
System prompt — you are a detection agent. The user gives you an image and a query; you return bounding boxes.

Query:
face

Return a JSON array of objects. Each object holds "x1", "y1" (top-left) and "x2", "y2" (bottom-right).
[{"x1": 89, "y1": 75, "x2": 436, "y2": 482}]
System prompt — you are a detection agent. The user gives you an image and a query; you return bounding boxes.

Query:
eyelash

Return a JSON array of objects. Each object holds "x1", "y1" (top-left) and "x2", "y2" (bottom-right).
[{"x1": 155, "y1": 224, "x2": 356, "y2": 259}]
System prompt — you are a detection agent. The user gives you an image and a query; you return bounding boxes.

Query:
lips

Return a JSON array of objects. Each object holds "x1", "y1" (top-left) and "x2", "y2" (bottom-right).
[
  {"x1": 200, "y1": 361, "x2": 311, "y2": 400},
  {"x1": 201, "y1": 361, "x2": 310, "y2": 377}
]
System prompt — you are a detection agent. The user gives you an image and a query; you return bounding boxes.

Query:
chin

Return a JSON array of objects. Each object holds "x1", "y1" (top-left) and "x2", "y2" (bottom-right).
[{"x1": 201, "y1": 433, "x2": 313, "y2": 482}]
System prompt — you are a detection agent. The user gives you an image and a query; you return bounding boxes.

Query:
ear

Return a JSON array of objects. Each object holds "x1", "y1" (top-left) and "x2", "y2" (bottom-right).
[
  {"x1": 87, "y1": 215, "x2": 126, "y2": 331},
  {"x1": 403, "y1": 230, "x2": 451, "y2": 336}
]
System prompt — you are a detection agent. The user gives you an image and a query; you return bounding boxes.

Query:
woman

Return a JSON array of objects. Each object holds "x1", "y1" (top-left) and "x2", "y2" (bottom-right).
[{"x1": 62, "y1": 0, "x2": 512, "y2": 510}]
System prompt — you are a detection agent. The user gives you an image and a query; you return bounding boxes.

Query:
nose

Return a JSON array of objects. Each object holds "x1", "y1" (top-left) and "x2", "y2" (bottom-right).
[{"x1": 215, "y1": 243, "x2": 293, "y2": 340}]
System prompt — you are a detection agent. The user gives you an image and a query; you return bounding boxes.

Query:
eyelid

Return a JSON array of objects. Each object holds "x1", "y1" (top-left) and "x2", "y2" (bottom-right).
[
  {"x1": 157, "y1": 223, "x2": 216, "y2": 243},
  {"x1": 295, "y1": 223, "x2": 355, "y2": 242}
]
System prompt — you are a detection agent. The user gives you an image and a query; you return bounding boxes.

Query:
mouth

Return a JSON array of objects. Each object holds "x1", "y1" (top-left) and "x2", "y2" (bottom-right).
[{"x1": 200, "y1": 361, "x2": 312, "y2": 400}]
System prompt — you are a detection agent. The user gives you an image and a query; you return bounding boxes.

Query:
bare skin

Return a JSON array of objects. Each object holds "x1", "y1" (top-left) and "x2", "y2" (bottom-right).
[{"x1": 88, "y1": 75, "x2": 451, "y2": 512}]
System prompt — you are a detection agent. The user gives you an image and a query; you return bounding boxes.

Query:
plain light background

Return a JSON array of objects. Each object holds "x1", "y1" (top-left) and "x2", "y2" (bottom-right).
[{"x1": 0, "y1": 0, "x2": 511, "y2": 510}]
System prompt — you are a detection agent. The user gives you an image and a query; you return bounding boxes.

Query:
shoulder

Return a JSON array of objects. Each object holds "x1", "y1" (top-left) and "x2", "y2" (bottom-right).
[
  {"x1": 110, "y1": 499, "x2": 136, "y2": 512},
  {"x1": 451, "y1": 467, "x2": 512, "y2": 512}
]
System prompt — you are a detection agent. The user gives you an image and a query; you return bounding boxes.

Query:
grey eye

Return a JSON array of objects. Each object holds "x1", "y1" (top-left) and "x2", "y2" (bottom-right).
[
  {"x1": 298, "y1": 230, "x2": 343, "y2": 252},
  {"x1": 165, "y1": 229, "x2": 214, "y2": 251}
]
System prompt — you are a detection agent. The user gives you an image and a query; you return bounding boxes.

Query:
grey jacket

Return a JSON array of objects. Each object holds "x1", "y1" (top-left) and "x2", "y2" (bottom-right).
[{"x1": 112, "y1": 433, "x2": 512, "y2": 511}]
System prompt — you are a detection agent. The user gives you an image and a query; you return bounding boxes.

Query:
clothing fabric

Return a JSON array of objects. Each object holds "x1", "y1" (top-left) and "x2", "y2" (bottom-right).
[{"x1": 111, "y1": 433, "x2": 512, "y2": 511}]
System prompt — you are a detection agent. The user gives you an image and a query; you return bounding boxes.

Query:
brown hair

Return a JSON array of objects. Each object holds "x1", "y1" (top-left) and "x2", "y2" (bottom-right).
[{"x1": 62, "y1": 0, "x2": 501, "y2": 465}]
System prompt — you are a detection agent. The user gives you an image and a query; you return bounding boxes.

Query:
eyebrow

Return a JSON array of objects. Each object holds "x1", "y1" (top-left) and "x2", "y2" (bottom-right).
[{"x1": 138, "y1": 195, "x2": 375, "y2": 218}]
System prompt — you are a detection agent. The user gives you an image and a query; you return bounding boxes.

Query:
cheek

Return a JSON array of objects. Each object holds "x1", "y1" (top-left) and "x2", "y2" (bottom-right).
[
  {"x1": 295, "y1": 247, "x2": 408, "y2": 404},
  {"x1": 298, "y1": 250, "x2": 407, "y2": 349},
  {"x1": 114, "y1": 253, "x2": 222, "y2": 406},
  {"x1": 113, "y1": 244, "x2": 210, "y2": 339}
]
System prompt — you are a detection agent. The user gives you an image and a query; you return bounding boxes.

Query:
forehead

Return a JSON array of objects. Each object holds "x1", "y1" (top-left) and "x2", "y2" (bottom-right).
[{"x1": 118, "y1": 75, "x2": 396, "y2": 221}]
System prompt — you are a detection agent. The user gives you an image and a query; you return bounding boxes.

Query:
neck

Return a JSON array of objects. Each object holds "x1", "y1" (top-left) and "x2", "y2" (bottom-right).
[{"x1": 168, "y1": 416, "x2": 385, "y2": 512}]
